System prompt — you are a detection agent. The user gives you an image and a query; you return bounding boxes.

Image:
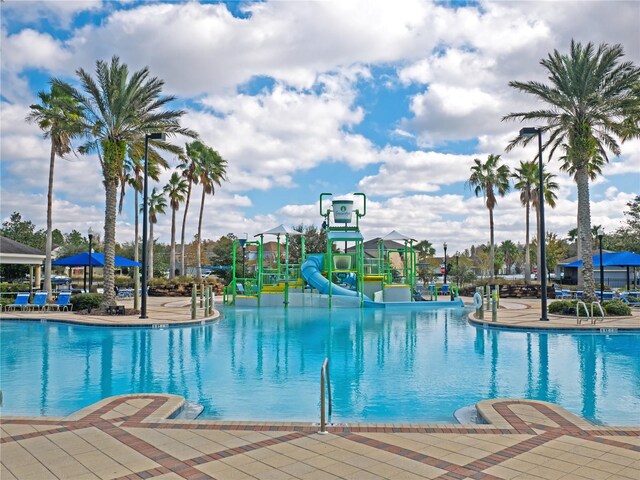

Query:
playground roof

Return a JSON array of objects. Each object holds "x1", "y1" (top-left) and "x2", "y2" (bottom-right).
[
  {"x1": 383, "y1": 230, "x2": 416, "y2": 242},
  {"x1": 256, "y1": 224, "x2": 301, "y2": 237},
  {"x1": 327, "y1": 231, "x2": 363, "y2": 242}
]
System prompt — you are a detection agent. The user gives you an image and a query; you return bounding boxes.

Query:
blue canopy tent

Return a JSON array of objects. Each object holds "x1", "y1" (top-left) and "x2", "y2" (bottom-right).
[
  {"x1": 564, "y1": 251, "x2": 640, "y2": 290},
  {"x1": 53, "y1": 252, "x2": 140, "y2": 291}
]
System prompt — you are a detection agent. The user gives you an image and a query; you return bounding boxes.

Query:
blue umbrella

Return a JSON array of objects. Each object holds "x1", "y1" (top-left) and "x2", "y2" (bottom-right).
[{"x1": 52, "y1": 252, "x2": 140, "y2": 267}]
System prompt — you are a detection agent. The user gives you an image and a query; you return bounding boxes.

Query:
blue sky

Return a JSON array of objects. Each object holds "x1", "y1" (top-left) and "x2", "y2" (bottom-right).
[{"x1": 1, "y1": 0, "x2": 639, "y2": 255}]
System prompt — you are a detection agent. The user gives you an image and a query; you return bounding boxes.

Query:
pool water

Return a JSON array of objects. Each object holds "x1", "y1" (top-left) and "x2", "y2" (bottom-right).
[{"x1": 1, "y1": 307, "x2": 639, "y2": 426}]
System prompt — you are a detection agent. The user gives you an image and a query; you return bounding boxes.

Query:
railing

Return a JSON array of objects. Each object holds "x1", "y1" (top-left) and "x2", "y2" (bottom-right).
[
  {"x1": 576, "y1": 301, "x2": 590, "y2": 325},
  {"x1": 590, "y1": 302, "x2": 605, "y2": 324},
  {"x1": 319, "y1": 357, "x2": 332, "y2": 434}
]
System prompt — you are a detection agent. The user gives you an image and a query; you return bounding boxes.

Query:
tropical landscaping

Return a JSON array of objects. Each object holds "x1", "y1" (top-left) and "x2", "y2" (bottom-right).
[{"x1": 3, "y1": 41, "x2": 640, "y2": 312}]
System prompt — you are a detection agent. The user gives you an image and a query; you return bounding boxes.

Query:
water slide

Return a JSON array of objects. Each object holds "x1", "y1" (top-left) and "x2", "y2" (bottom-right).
[{"x1": 301, "y1": 255, "x2": 371, "y2": 301}]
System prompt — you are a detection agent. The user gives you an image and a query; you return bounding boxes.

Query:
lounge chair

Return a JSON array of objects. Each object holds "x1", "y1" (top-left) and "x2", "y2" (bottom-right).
[
  {"x1": 4, "y1": 292, "x2": 30, "y2": 311},
  {"x1": 236, "y1": 283, "x2": 245, "y2": 294},
  {"x1": 440, "y1": 284, "x2": 449, "y2": 295},
  {"x1": 48, "y1": 291, "x2": 72, "y2": 311},
  {"x1": 27, "y1": 291, "x2": 49, "y2": 311},
  {"x1": 622, "y1": 297, "x2": 640, "y2": 307}
]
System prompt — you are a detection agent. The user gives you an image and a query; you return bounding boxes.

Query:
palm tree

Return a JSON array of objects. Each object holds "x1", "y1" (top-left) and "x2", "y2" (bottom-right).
[
  {"x1": 504, "y1": 41, "x2": 640, "y2": 301},
  {"x1": 467, "y1": 154, "x2": 511, "y2": 279},
  {"x1": 118, "y1": 154, "x2": 163, "y2": 308},
  {"x1": 194, "y1": 145, "x2": 228, "y2": 279},
  {"x1": 164, "y1": 172, "x2": 188, "y2": 279},
  {"x1": 511, "y1": 160, "x2": 537, "y2": 284},
  {"x1": 26, "y1": 85, "x2": 83, "y2": 295},
  {"x1": 532, "y1": 168, "x2": 559, "y2": 281},
  {"x1": 146, "y1": 187, "x2": 167, "y2": 279},
  {"x1": 177, "y1": 142, "x2": 203, "y2": 276},
  {"x1": 53, "y1": 56, "x2": 196, "y2": 305}
]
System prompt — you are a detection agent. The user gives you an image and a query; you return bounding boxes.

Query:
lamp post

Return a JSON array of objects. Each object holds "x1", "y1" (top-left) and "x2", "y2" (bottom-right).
[
  {"x1": 443, "y1": 242, "x2": 448, "y2": 285},
  {"x1": 455, "y1": 254, "x2": 459, "y2": 288},
  {"x1": 88, "y1": 227, "x2": 94, "y2": 292},
  {"x1": 520, "y1": 127, "x2": 547, "y2": 321},
  {"x1": 239, "y1": 233, "x2": 248, "y2": 279},
  {"x1": 597, "y1": 227, "x2": 604, "y2": 302},
  {"x1": 141, "y1": 132, "x2": 165, "y2": 319}
]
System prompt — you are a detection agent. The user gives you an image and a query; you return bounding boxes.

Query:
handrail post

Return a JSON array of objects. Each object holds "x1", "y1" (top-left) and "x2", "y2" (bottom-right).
[{"x1": 319, "y1": 358, "x2": 332, "y2": 434}]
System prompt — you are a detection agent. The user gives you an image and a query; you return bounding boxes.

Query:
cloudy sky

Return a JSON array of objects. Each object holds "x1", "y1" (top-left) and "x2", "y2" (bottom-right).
[{"x1": 1, "y1": 0, "x2": 639, "y2": 256}]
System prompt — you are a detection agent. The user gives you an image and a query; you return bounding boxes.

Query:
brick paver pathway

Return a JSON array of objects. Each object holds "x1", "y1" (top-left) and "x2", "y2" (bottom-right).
[{"x1": 2, "y1": 394, "x2": 639, "y2": 479}]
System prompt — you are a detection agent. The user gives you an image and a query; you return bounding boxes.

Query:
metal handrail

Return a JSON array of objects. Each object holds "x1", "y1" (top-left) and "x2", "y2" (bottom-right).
[
  {"x1": 319, "y1": 357, "x2": 332, "y2": 434},
  {"x1": 590, "y1": 301, "x2": 605, "y2": 324},
  {"x1": 576, "y1": 301, "x2": 590, "y2": 325}
]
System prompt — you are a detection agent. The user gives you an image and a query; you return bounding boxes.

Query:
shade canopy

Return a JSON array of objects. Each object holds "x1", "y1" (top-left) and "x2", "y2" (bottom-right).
[
  {"x1": 564, "y1": 251, "x2": 640, "y2": 268},
  {"x1": 255, "y1": 224, "x2": 302, "y2": 237},
  {"x1": 382, "y1": 230, "x2": 416, "y2": 242},
  {"x1": 52, "y1": 252, "x2": 141, "y2": 267}
]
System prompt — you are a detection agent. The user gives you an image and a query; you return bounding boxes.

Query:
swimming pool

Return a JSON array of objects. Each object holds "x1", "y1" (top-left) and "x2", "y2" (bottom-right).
[{"x1": 1, "y1": 307, "x2": 639, "y2": 426}]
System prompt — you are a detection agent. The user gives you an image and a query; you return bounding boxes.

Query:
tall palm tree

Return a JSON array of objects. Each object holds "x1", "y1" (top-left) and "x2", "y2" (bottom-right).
[
  {"x1": 164, "y1": 172, "x2": 188, "y2": 279},
  {"x1": 511, "y1": 160, "x2": 537, "y2": 284},
  {"x1": 146, "y1": 187, "x2": 167, "y2": 279},
  {"x1": 177, "y1": 143, "x2": 203, "y2": 276},
  {"x1": 118, "y1": 154, "x2": 163, "y2": 308},
  {"x1": 467, "y1": 154, "x2": 511, "y2": 279},
  {"x1": 504, "y1": 41, "x2": 640, "y2": 301},
  {"x1": 26, "y1": 85, "x2": 83, "y2": 295},
  {"x1": 194, "y1": 144, "x2": 228, "y2": 279},
  {"x1": 531, "y1": 168, "x2": 559, "y2": 281},
  {"x1": 53, "y1": 56, "x2": 196, "y2": 305}
]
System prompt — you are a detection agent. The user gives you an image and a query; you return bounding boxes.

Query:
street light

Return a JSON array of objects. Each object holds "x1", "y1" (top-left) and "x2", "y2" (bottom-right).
[
  {"x1": 88, "y1": 227, "x2": 94, "y2": 292},
  {"x1": 597, "y1": 227, "x2": 604, "y2": 302},
  {"x1": 520, "y1": 127, "x2": 547, "y2": 321},
  {"x1": 141, "y1": 132, "x2": 165, "y2": 319},
  {"x1": 455, "y1": 254, "x2": 459, "y2": 288},
  {"x1": 443, "y1": 242, "x2": 448, "y2": 285},
  {"x1": 239, "y1": 233, "x2": 248, "y2": 279}
]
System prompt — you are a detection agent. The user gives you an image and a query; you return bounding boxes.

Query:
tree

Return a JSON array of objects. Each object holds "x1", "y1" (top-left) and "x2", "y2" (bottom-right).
[
  {"x1": 164, "y1": 172, "x2": 188, "y2": 279},
  {"x1": 545, "y1": 232, "x2": 568, "y2": 280},
  {"x1": 177, "y1": 143, "x2": 202, "y2": 276},
  {"x1": 194, "y1": 144, "x2": 228, "y2": 279},
  {"x1": 504, "y1": 41, "x2": 640, "y2": 301},
  {"x1": 53, "y1": 56, "x2": 196, "y2": 305},
  {"x1": 531, "y1": 167, "x2": 559, "y2": 279},
  {"x1": 512, "y1": 160, "x2": 536, "y2": 283},
  {"x1": 606, "y1": 195, "x2": 640, "y2": 253},
  {"x1": 414, "y1": 240, "x2": 435, "y2": 285},
  {"x1": 499, "y1": 240, "x2": 519, "y2": 275},
  {"x1": 145, "y1": 187, "x2": 167, "y2": 279},
  {"x1": 467, "y1": 154, "x2": 511, "y2": 278},
  {"x1": 26, "y1": 85, "x2": 83, "y2": 295}
]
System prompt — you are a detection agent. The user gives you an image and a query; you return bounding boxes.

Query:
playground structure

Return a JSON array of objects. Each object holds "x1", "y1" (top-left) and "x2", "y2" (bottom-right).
[{"x1": 223, "y1": 193, "x2": 462, "y2": 308}]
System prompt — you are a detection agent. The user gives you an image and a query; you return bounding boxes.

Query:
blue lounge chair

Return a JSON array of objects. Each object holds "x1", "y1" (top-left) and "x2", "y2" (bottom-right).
[
  {"x1": 48, "y1": 291, "x2": 72, "y2": 311},
  {"x1": 4, "y1": 292, "x2": 30, "y2": 311},
  {"x1": 440, "y1": 284, "x2": 449, "y2": 295},
  {"x1": 27, "y1": 291, "x2": 48, "y2": 311},
  {"x1": 622, "y1": 297, "x2": 640, "y2": 307}
]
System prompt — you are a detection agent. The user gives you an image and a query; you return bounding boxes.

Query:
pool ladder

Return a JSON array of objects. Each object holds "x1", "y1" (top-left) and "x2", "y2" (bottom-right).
[
  {"x1": 576, "y1": 301, "x2": 605, "y2": 325},
  {"x1": 319, "y1": 357, "x2": 332, "y2": 434}
]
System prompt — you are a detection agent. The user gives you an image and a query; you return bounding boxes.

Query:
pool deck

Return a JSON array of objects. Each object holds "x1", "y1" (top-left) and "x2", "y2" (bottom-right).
[{"x1": 2, "y1": 296, "x2": 640, "y2": 479}]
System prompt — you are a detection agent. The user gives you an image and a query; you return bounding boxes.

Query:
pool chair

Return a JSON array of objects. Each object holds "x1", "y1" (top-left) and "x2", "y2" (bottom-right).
[
  {"x1": 440, "y1": 284, "x2": 449, "y2": 295},
  {"x1": 48, "y1": 291, "x2": 72, "y2": 311},
  {"x1": 622, "y1": 297, "x2": 640, "y2": 307},
  {"x1": 236, "y1": 283, "x2": 245, "y2": 294},
  {"x1": 4, "y1": 292, "x2": 30, "y2": 311},
  {"x1": 26, "y1": 291, "x2": 49, "y2": 311}
]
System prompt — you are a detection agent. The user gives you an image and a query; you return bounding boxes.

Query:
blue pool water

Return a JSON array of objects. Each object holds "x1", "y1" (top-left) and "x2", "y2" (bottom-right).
[{"x1": 1, "y1": 307, "x2": 639, "y2": 426}]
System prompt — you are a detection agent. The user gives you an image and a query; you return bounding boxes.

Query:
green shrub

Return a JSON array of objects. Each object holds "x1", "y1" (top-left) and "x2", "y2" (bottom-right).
[
  {"x1": 548, "y1": 300, "x2": 580, "y2": 315},
  {"x1": 114, "y1": 275, "x2": 134, "y2": 288},
  {"x1": 603, "y1": 300, "x2": 631, "y2": 316},
  {"x1": 0, "y1": 282, "x2": 31, "y2": 293},
  {"x1": 70, "y1": 293, "x2": 103, "y2": 312}
]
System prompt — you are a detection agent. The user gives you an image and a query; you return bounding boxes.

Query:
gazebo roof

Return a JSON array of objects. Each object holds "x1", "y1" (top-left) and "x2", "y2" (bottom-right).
[{"x1": 0, "y1": 236, "x2": 45, "y2": 265}]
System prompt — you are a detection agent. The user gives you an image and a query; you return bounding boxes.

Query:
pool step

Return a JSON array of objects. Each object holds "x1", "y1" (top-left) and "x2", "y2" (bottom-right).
[
  {"x1": 453, "y1": 404, "x2": 486, "y2": 424},
  {"x1": 170, "y1": 400, "x2": 204, "y2": 420}
]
